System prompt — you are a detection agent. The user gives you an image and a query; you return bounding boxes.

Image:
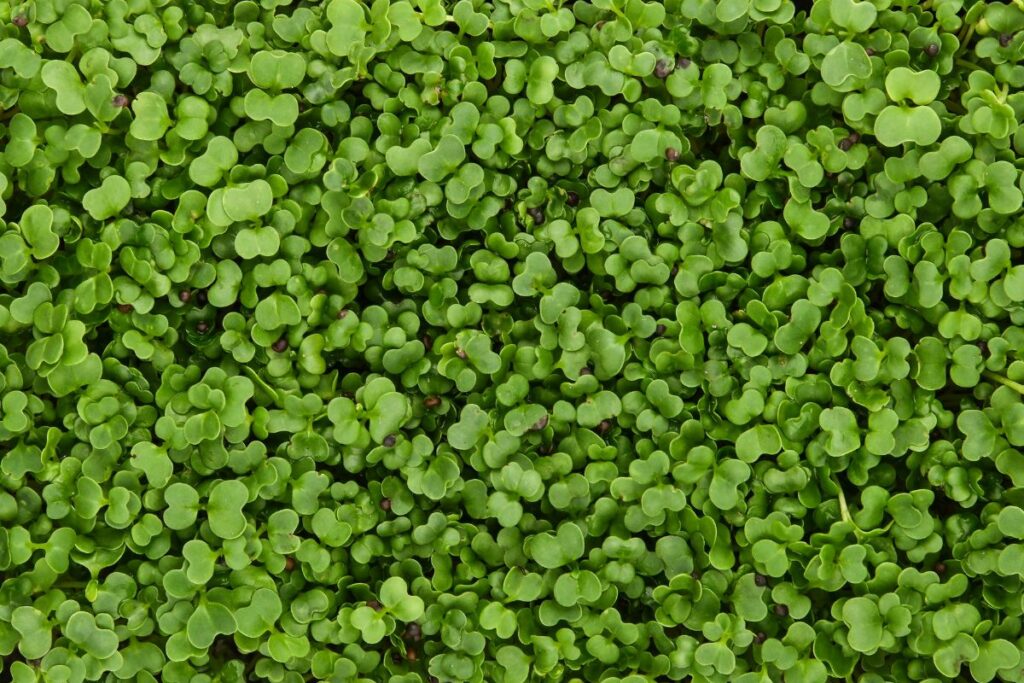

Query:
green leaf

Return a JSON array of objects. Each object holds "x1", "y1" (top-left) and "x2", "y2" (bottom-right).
[
  {"x1": 130, "y1": 92, "x2": 172, "y2": 141},
  {"x1": 841, "y1": 597, "x2": 882, "y2": 653},
  {"x1": 19, "y1": 205, "x2": 59, "y2": 258},
  {"x1": 12, "y1": 607, "x2": 51, "y2": 659},
  {"x1": 207, "y1": 480, "x2": 248, "y2": 540},
  {"x1": 326, "y1": 0, "x2": 368, "y2": 56},
  {"x1": 874, "y1": 105, "x2": 942, "y2": 147},
  {"x1": 821, "y1": 42, "x2": 872, "y2": 91},
  {"x1": 82, "y1": 175, "x2": 131, "y2": 221},
  {"x1": 41, "y1": 61, "x2": 86, "y2": 114},
  {"x1": 527, "y1": 522, "x2": 585, "y2": 569}
]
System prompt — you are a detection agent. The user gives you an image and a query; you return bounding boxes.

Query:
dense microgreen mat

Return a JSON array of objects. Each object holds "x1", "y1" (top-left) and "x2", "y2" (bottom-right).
[{"x1": 4, "y1": 0, "x2": 1024, "y2": 682}]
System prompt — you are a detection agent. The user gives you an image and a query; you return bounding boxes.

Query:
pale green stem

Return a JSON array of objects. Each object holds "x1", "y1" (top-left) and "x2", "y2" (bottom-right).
[
  {"x1": 985, "y1": 371, "x2": 1024, "y2": 396},
  {"x1": 836, "y1": 482, "x2": 853, "y2": 525},
  {"x1": 242, "y1": 365, "x2": 283, "y2": 407},
  {"x1": 831, "y1": 475, "x2": 867, "y2": 537},
  {"x1": 958, "y1": 22, "x2": 975, "y2": 49}
]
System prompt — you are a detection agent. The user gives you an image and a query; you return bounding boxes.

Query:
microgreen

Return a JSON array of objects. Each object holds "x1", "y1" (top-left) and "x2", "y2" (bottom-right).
[{"x1": 0, "y1": 1, "x2": 1022, "y2": 682}]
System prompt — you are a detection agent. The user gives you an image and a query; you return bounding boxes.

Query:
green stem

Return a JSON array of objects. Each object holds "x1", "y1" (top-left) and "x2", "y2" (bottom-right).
[
  {"x1": 831, "y1": 474, "x2": 869, "y2": 538},
  {"x1": 958, "y1": 22, "x2": 975, "y2": 49},
  {"x1": 242, "y1": 365, "x2": 283, "y2": 407},
  {"x1": 835, "y1": 478, "x2": 853, "y2": 525},
  {"x1": 984, "y1": 371, "x2": 1024, "y2": 396}
]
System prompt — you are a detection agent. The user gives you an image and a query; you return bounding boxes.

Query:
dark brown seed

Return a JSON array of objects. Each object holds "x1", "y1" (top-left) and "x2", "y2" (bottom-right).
[
  {"x1": 935, "y1": 561, "x2": 947, "y2": 574},
  {"x1": 285, "y1": 556, "x2": 295, "y2": 571},
  {"x1": 272, "y1": 338, "x2": 288, "y2": 353},
  {"x1": 598, "y1": 419, "x2": 612, "y2": 434},
  {"x1": 455, "y1": 347, "x2": 467, "y2": 359},
  {"x1": 380, "y1": 498, "x2": 392, "y2": 511},
  {"x1": 691, "y1": 570, "x2": 701, "y2": 580},
  {"x1": 655, "y1": 324, "x2": 666, "y2": 336},
  {"x1": 755, "y1": 632, "x2": 767, "y2": 644},
  {"x1": 566, "y1": 191, "x2": 580, "y2": 207},
  {"x1": 337, "y1": 308, "x2": 349, "y2": 319},
  {"x1": 665, "y1": 147, "x2": 680, "y2": 162},
  {"x1": 367, "y1": 599, "x2": 382, "y2": 611},
  {"x1": 423, "y1": 333, "x2": 433, "y2": 351},
  {"x1": 774, "y1": 604, "x2": 789, "y2": 617},
  {"x1": 866, "y1": 47, "x2": 876, "y2": 56},
  {"x1": 424, "y1": 396, "x2": 441, "y2": 408},
  {"x1": 654, "y1": 59, "x2": 672, "y2": 78},
  {"x1": 406, "y1": 649, "x2": 418, "y2": 662},
  {"x1": 755, "y1": 574, "x2": 768, "y2": 587},
  {"x1": 528, "y1": 207, "x2": 545, "y2": 224},
  {"x1": 117, "y1": 303, "x2": 133, "y2": 314},
  {"x1": 197, "y1": 321, "x2": 210, "y2": 334},
  {"x1": 676, "y1": 56, "x2": 691, "y2": 69},
  {"x1": 113, "y1": 94, "x2": 130, "y2": 108},
  {"x1": 195, "y1": 290, "x2": 208, "y2": 306},
  {"x1": 848, "y1": 132, "x2": 860, "y2": 144},
  {"x1": 1001, "y1": 33, "x2": 1013, "y2": 47},
  {"x1": 383, "y1": 434, "x2": 397, "y2": 447},
  {"x1": 179, "y1": 290, "x2": 191, "y2": 303},
  {"x1": 844, "y1": 216, "x2": 857, "y2": 229},
  {"x1": 925, "y1": 43, "x2": 939, "y2": 57},
  {"x1": 531, "y1": 415, "x2": 549, "y2": 431},
  {"x1": 405, "y1": 623, "x2": 422, "y2": 641},
  {"x1": 13, "y1": 15, "x2": 27, "y2": 27},
  {"x1": 838, "y1": 138, "x2": 852, "y2": 151},
  {"x1": 580, "y1": 366, "x2": 592, "y2": 376}
]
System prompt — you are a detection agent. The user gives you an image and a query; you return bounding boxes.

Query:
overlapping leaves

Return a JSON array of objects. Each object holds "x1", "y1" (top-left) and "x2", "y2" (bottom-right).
[{"x1": 1, "y1": 0, "x2": 1024, "y2": 682}]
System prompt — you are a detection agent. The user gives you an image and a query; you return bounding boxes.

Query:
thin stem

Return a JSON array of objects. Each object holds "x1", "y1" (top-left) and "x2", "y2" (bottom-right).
[
  {"x1": 958, "y1": 22, "x2": 975, "y2": 50},
  {"x1": 985, "y1": 371, "x2": 1024, "y2": 396},
  {"x1": 835, "y1": 478, "x2": 853, "y2": 525},
  {"x1": 242, "y1": 365, "x2": 283, "y2": 407},
  {"x1": 956, "y1": 57, "x2": 983, "y2": 71},
  {"x1": 831, "y1": 474, "x2": 870, "y2": 538}
]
